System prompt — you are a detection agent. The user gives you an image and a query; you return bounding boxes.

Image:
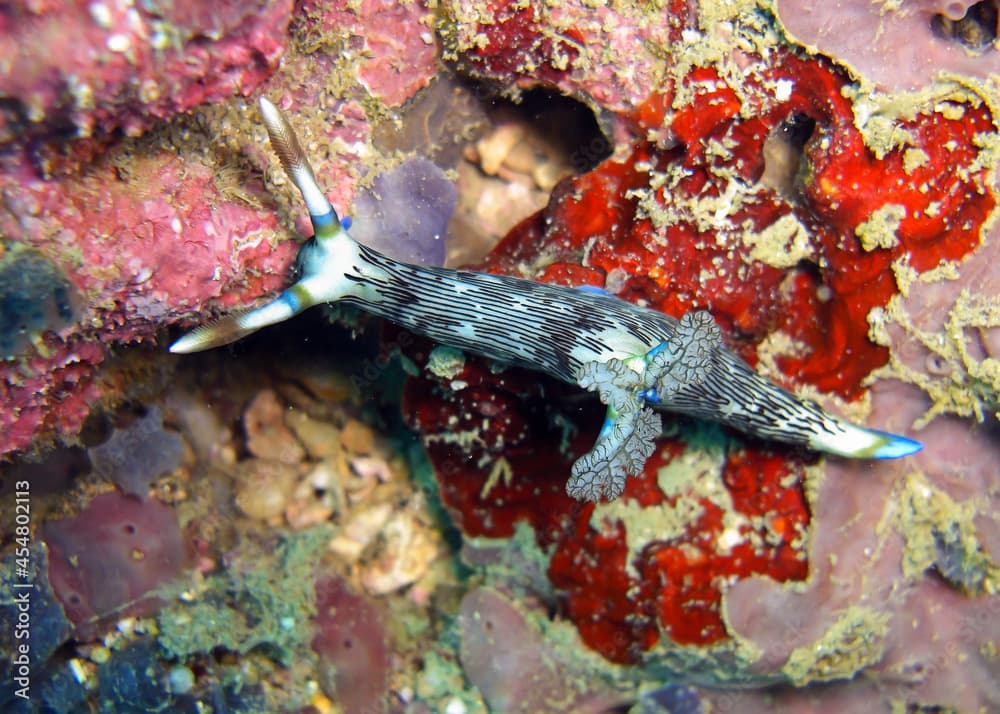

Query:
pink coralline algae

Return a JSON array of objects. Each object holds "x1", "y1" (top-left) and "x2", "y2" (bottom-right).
[
  {"x1": 0, "y1": 0, "x2": 292, "y2": 157},
  {"x1": 300, "y1": 0, "x2": 438, "y2": 106},
  {"x1": 0, "y1": 151, "x2": 299, "y2": 456},
  {"x1": 0, "y1": 0, "x2": 439, "y2": 458},
  {"x1": 1, "y1": 337, "x2": 104, "y2": 456},
  {"x1": 41, "y1": 491, "x2": 187, "y2": 640}
]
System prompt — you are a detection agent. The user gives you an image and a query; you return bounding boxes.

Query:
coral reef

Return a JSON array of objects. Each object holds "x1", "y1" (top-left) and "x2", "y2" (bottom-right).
[
  {"x1": 0, "y1": 0, "x2": 292, "y2": 156},
  {"x1": 1, "y1": 0, "x2": 998, "y2": 712},
  {"x1": 775, "y1": 0, "x2": 1000, "y2": 90},
  {"x1": 401, "y1": 2, "x2": 1000, "y2": 711},
  {"x1": 438, "y1": 0, "x2": 669, "y2": 118},
  {"x1": 0, "y1": 121, "x2": 300, "y2": 456},
  {"x1": 0, "y1": 0, "x2": 439, "y2": 457},
  {"x1": 403, "y1": 351, "x2": 812, "y2": 659}
]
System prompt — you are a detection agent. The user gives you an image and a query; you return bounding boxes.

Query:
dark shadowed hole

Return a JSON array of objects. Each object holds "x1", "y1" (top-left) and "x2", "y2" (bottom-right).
[
  {"x1": 778, "y1": 113, "x2": 816, "y2": 151},
  {"x1": 0, "y1": 445, "x2": 88, "y2": 497},
  {"x1": 518, "y1": 87, "x2": 613, "y2": 174},
  {"x1": 373, "y1": 75, "x2": 612, "y2": 175},
  {"x1": 793, "y1": 259, "x2": 825, "y2": 290},
  {"x1": 931, "y1": 1, "x2": 998, "y2": 51},
  {"x1": 471, "y1": 84, "x2": 613, "y2": 176},
  {"x1": 122, "y1": 523, "x2": 137, "y2": 536},
  {"x1": 342, "y1": 638, "x2": 353, "y2": 649}
]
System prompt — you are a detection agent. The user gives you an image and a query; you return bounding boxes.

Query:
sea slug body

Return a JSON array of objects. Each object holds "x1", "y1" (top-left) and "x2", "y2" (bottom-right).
[{"x1": 170, "y1": 98, "x2": 922, "y2": 502}]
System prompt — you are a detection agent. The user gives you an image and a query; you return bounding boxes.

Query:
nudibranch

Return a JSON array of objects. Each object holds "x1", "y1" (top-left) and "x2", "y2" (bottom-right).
[{"x1": 171, "y1": 98, "x2": 922, "y2": 502}]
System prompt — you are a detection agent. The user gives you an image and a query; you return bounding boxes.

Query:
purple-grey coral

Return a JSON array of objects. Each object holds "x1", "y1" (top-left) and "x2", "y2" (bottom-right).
[
  {"x1": 89, "y1": 406, "x2": 184, "y2": 498},
  {"x1": 348, "y1": 157, "x2": 457, "y2": 267}
]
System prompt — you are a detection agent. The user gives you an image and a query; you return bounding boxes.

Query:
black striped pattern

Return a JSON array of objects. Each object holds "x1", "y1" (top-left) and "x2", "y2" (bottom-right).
[
  {"x1": 334, "y1": 242, "x2": 854, "y2": 453},
  {"x1": 668, "y1": 349, "x2": 843, "y2": 448},
  {"x1": 341, "y1": 244, "x2": 680, "y2": 384}
]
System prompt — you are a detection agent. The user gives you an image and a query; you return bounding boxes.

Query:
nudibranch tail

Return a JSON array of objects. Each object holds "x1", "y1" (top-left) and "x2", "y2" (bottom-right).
[
  {"x1": 810, "y1": 424, "x2": 923, "y2": 460},
  {"x1": 655, "y1": 346, "x2": 924, "y2": 461}
]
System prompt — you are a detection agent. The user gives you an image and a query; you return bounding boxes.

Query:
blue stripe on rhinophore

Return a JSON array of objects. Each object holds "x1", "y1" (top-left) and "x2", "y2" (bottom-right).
[{"x1": 311, "y1": 210, "x2": 340, "y2": 238}]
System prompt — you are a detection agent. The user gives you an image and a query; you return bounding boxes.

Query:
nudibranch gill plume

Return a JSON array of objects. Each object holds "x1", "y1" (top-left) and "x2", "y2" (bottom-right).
[{"x1": 170, "y1": 98, "x2": 922, "y2": 502}]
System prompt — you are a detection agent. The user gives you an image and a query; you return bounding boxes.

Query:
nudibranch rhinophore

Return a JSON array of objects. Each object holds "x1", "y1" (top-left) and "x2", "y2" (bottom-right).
[{"x1": 170, "y1": 98, "x2": 922, "y2": 502}]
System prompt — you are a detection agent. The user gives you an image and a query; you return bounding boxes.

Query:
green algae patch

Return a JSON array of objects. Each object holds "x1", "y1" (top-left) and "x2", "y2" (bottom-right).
[
  {"x1": 895, "y1": 471, "x2": 998, "y2": 595},
  {"x1": 414, "y1": 649, "x2": 488, "y2": 714},
  {"x1": 638, "y1": 623, "x2": 765, "y2": 688},
  {"x1": 463, "y1": 520, "x2": 555, "y2": 598},
  {"x1": 782, "y1": 606, "x2": 889, "y2": 684},
  {"x1": 158, "y1": 527, "x2": 329, "y2": 666},
  {"x1": 534, "y1": 603, "x2": 638, "y2": 695}
]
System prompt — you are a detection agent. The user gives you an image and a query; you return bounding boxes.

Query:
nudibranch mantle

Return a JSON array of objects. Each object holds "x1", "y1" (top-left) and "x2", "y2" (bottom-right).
[{"x1": 170, "y1": 98, "x2": 922, "y2": 502}]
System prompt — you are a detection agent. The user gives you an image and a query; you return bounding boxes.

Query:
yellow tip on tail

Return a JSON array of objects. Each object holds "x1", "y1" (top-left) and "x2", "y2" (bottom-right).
[
  {"x1": 169, "y1": 312, "x2": 258, "y2": 353},
  {"x1": 169, "y1": 290, "x2": 304, "y2": 353}
]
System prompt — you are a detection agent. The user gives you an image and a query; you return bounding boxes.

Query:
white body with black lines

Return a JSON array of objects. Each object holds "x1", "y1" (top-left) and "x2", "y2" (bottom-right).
[{"x1": 171, "y1": 98, "x2": 922, "y2": 502}]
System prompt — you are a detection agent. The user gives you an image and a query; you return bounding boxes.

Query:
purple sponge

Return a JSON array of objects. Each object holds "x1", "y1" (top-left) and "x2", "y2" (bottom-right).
[
  {"x1": 312, "y1": 576, "x2": 389, "y2": 712},
  {"x1": 348, "y1": 157, "x2": 457, "y2": 267},
  {"x1": 42, "y1": 492, "x2": 187, "y2": 639},
  {"x1": 776, "y1": 0, "x2": 1000, "y2": 90}
]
